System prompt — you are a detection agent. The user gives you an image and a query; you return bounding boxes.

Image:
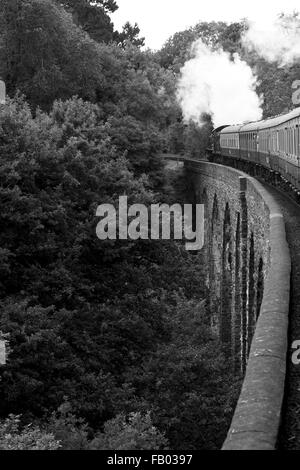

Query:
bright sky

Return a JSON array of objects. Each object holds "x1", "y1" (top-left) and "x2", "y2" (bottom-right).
[{"x1": 111, "y1": 0, "x2": 300, "y2": 50}]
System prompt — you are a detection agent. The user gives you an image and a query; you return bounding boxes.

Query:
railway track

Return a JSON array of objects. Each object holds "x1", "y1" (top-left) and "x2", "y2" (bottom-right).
[{"x1": 259, "y1": 182, "x2": 300, "y2": 449}]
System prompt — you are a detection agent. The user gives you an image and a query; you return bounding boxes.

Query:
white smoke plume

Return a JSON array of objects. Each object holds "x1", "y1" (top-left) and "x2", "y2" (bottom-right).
[
  {"x1": 177, "y1": 39, "x2": 263, "y2": 127},
  {"x1": 243, "y1": 15, "x2": 300, "y2": 67}
]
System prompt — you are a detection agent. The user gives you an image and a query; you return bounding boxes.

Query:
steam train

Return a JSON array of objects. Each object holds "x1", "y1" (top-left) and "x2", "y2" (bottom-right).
[{"x1": 210, "y1": 107, "x2": 300, "y2": 192}]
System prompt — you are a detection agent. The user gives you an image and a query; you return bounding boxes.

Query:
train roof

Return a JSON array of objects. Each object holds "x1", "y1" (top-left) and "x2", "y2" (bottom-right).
[
  {"x1": 212, "y1": 125, "x2": 230, "y2": 133},
  {"x1": 219, "y1": 124, "x2": 243, "y2": 134},
  {"x1": 240, "y1": 121, "x2": 260, "y2": 131},
  {"x1": 254, "y1": 106, "x2": 300, "y2": 130},
  {"x1": 219, "y1": 107, "x2": 300, "y2": 134}
]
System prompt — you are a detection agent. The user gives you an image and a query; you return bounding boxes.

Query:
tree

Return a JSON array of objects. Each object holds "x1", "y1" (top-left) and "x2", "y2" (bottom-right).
[
  {"x1": 58, "y1": 0, "x2": 116, "y2": 43},
  {"x1": 89, "y1": 412, "x2": 168, "y2": 450},
  {"x1": 47, "y1": 401, "x2": 90, "y2": 450},
  {"x1": 157, "y1": 21, "x2": 244, "y2": 71},
  {"x1": 0, "y1": 415, "x2": 60, "y2": 450},
  {"x1": 183, "y1": 114, "x2": 213, "y2": 160},
  {"x1": 0, "y1": 0, "x2": 111, "y2": 108},
  {"x1": 240, "y1": 14, "x2": 300, "y2": 118},
  {"x1": 60, "y1": 0, "x2": 118, "y2": 14},
  {"x1": 98, "y1": 0, "x2": 118, "y2": 13},
  {"x1": 114, "y1": 22, "x2": 145, "y2": 49},
  {"x1": 0, "y1": 7, "x2": 242, "y2": 450},
  {"x1": 124, "y1": 293, "x2": 241, "y2": 450}
]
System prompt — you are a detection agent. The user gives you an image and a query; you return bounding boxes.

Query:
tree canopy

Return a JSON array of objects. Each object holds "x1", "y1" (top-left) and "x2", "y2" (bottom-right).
[{"x1": 0, "y1": 0, "x2": 246, "y2": 450}]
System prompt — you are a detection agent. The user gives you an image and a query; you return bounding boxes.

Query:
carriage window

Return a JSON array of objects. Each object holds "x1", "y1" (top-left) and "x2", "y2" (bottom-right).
[{"x1": 293, "y1": 128, "x2": 295, "y2": 155}]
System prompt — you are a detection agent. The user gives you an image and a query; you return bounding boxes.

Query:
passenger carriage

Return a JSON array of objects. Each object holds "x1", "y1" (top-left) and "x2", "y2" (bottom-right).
[{"x1": 212, "y1": 107, "x2": 300, "y2": 191}]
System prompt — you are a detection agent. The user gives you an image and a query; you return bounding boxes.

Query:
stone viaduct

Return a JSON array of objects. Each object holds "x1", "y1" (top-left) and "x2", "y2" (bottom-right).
[{"x1": 172, "y1": 158, "x2": 291, "y2": 450}]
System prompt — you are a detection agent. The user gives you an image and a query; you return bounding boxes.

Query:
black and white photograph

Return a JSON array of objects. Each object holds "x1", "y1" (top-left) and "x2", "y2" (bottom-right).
[{"x1": 0, "y1": 0, "x2": 299, "y2": 458}]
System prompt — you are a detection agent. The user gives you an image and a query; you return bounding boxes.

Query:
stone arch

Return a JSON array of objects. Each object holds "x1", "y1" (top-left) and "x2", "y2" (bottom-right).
[
  {"x1": 192, "y1": 188, "x2": 208, "y2": 246},
  {"x1": 212, "y1": 193, "x2": 219, "y2": 221},
  {"x1": 200, "y1": 188, "x2": 209, "y2": 246},
  {"x1": 247, "y1": 232, "x2": 256, "y2": 356},
  {"x1": 234, "y1": 212, "x2": 242, "y2": 370},
  {"x1": 195, "y1": 189, "x2": 201, "y2": 202},
  {"x1": 240, "y1": 191, "x2": 248, "y2": 372},
  {"x1": 256, "y1": 257, "x2": 264, "y2": 320},
  {"x1": 189, "y1": 189, "x2": 203, "y2": 256},
  {"x1": 191, "y1": 190, "x2": 198, "y2": 229},
  {"x1": 209, "y1": 194, "x2": 222, "y2": 333},
  {"x1": 221, "y1": 202, "x2": 234, "y2": 355}
]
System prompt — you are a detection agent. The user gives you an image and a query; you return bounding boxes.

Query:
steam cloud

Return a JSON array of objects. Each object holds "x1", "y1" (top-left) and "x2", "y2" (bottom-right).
[
  {"x1": 177, "y1": 40, "x2": 263, "y2": 127},
  {"x1": 243, "y1": 16, "x2": 300, "y2": 67}
]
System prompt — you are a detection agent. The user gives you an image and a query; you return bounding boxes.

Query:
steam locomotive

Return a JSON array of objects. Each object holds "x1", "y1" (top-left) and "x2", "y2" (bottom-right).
[{"x1": 210, "y1": 107, "x2": 300, "y2": 191}]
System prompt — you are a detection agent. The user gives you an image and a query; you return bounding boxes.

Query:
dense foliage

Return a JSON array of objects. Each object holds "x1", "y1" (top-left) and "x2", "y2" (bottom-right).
[
  {"x1": 158, "y1": 14, "x2": 300, "y2": 120},
  {"x1": 0, "y1": 0, "x2": 243, "y2": 450}
]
